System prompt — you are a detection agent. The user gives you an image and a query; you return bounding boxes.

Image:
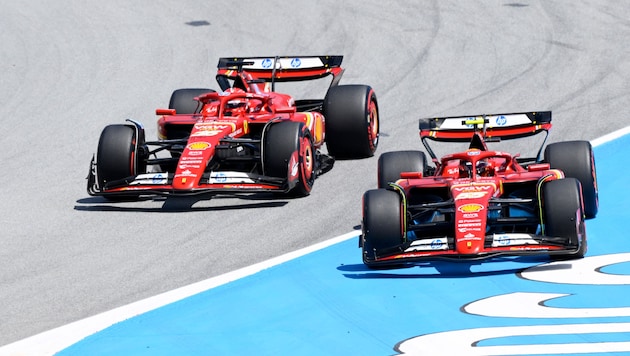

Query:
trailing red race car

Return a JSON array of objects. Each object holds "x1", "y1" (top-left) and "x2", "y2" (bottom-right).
[
  {"x1": 361, "y1": 111, "x2": 598, "y2": 268},
  {"x1": 87, "y1": 55, "x2": 379, "y2": 199}
]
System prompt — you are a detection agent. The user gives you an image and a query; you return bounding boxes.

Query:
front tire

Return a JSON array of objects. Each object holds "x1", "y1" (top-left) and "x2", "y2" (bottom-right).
[
  {"x1": 96, "y1": 124, "x2": 145, "y2": 200},
  {"x1": 263, "y1": 121, "x2": 315, "y2": 197},
  {"x1": 544, "y1": 140, "x2": 598, "y2": 219},
  {"x1": 323, "y1": 84, "x2": 379, "y2": 159},
  {"x1": 378, "y1": 151, "x2": 427, "y2": 189},
  {"x1": 542, "y1": 178, "x2": 587, "y2": 259},
  {"x1": 362, "y1": 189, "x2": 405, "y2": 267},
  {"x1": 168, "y1": 88, "x2": 215, "y2": 114}
]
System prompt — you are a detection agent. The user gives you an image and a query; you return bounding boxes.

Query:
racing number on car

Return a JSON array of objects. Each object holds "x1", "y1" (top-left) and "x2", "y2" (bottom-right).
[{"x1": 396, "y1": 253, "x2": 630, "y2": 355}]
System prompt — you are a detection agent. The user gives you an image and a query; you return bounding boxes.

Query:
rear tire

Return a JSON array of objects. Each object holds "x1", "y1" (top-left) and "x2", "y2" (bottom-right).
[
  {"x1": 362, "y1": 189, "x2": 405, "y2": 267},
  {"x1": 323, "y1": 85, "x2": 379, "y2": 159},
  {"x1": 263, "y1": 121, "x2": 315, "y2": 197},
  {"x1": 169, "y1": 88, "x2": 215, "y2": 114},
  {"x1": 542, "y1": 178, "x2": 587, "y2": 259},
  {"x1": 378, "y1": 151, "x2": 427, "y2": 189},
  {"x1": 96, "y1": 124, "x2": 144, "y2": 200},
  {"x1": 544, "y1": 140, "x2": 598, "y2": 218}
]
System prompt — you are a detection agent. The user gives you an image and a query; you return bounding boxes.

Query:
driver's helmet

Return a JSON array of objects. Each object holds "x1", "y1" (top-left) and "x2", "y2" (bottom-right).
[
  {"x1": 459, "y1": 160, "x2": 472, "y2": 178},
  {"x1": 476, "y1": 158, "x2": 496, "y2": 177},
  {"x1": 224, "y1": 88, "x2": 248, "y2": 116}
]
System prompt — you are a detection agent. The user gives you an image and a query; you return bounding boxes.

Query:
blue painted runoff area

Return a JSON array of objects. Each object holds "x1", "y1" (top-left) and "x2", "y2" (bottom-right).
[{"x1": 59, "y1": 134, "x2": 630, "y2": 356}]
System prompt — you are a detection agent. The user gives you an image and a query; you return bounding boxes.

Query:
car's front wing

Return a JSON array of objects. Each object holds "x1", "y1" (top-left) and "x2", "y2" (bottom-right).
[
  {"x1": 364, "y1": 232, "x2": 583, "y2": 266},
  {"x1": 87, "y1": 170, "x2": 293, "y2": 197}
]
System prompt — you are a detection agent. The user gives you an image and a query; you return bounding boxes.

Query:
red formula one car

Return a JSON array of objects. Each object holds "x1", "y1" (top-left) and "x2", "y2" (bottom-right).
[
  {"x1": 361, "y1": 111, "x2": 598, "y2": 267},
  {"x1": 87, "y1": 56, "x2": 379, "y2": 199}
]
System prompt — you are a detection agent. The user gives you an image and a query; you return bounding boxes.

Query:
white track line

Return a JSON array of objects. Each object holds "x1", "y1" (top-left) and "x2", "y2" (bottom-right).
[
  {"x1": 0, "y1": 231, "x2": 358, "y2": 356},
  {"x1": 590, "y1": 125, "x2": 630, "y2": 147},
  {"x1": 2, "y1": 126, "x2": 629, "y2": 356}
]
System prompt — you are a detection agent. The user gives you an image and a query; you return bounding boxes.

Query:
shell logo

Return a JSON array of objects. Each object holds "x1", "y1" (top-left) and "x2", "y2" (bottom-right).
[
  {"x1": 187, "y1": 142, "x2": 211, "y2": 150},
  {"x1": 458, "y1": 203, "x2": 484, "y2": 213}
]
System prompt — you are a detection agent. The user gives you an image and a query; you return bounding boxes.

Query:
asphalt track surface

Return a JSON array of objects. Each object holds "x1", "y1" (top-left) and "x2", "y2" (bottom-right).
[{"x1": 1, "y1": 0, "x2": 630, "y2": 348}]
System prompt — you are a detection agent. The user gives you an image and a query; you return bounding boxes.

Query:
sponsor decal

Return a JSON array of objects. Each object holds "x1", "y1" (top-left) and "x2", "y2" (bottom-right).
[
  {"x1": 291, "y1": 162, "x2": 299, "y2": 177},
  {"x1": 458, "y1": 203, "x2": 484, "y2": 213},
  {"x1": 461, "y1": 235, "x2": 481, "y2": 241},
  {"x1": 187, "y1": 142, "x2": 211, "y2": 150},
  {"x1": 398, "y1": 253, "x2": 630, "y2": 353},
  {"x1": 178, "y1": 164, "x2": 201, "y2": 170},
  {"x1": 407, "y1": 238, "x2": 450, "y2": 252},
  {"x1": 290, "y1": 58, "x2": 302, "y2": 68},
  {"x1": 215, "y1": 172, "x2": 227, "y2": 183},
  {"x1": 204, "y1": 105, "x2": 218, "y2": 115},
  {"x1": 510, "y1": 246, "x2": 548, "y2": 251},
  {"x1": 175, "y1": 169, "x2": 197, "y2": 178},
  {"x1": 458, "y1": 218, "x2": 482, "y2": 224},
  {"x1": 191, "y1": 130, "x2": 221, "y2": 137},
  {"x1": 458, "y1": 222, "x2": 482, "y2": 228},
  {"x1": 463, "y1": 213, "x2": 479, "y2": 219},
  {"x1": 195, "y1": 123, "x2": 234, "y2": 131},
  {"x1": 152, "y1": 174, "x2": 166, "y2": 184},
  {"x1": 288, "y1": 152, "x2": 299, "y2": 179},
  {"x1": 221, "y1": 184, "x2": 264, "y2": 189},
  {"x1": 458, "y1": 227, "x2": 482, "y2": 233},
  {"x1": 455, "y1": 192, "x2": 488, "y2": 200},
  {"x1": 261, "y1": 58, "x2": 273, "y2": 68},
  {"x1": 130, "y1": 174, "x2": 168, "y2": 185},
  {"x1": 209, "y1": 172, "x2": 256, "y2": 184},
  {"x1": 467, "y1": 150, "x2": 481, "y2": 156},
  {"x1": 495, "y1": 115, "x2": 507, "y2": 126},
  {"x1": 491, "y1": 233, "x2": 540, "y2": 247},
  {"x1": 496, "y1": 234, "x2": 510, "y2": 245},
  {"x1": 228, "y1": 128, "x2": 243, "y2": 138},
  {"x1": 453, "y1": 185, "x2": 493, "y2": 192}
]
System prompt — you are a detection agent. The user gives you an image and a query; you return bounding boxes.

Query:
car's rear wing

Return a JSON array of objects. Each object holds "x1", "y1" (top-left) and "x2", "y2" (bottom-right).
[
  {"x1": 419, "y1": 111, "x2": 552, "y2": 142},
  {"x1": 419, "y1": 111, "x2": 552, "y2": 162},
  {"x1": 216, "y1": 56, "x2": 344, "y2": 83}
]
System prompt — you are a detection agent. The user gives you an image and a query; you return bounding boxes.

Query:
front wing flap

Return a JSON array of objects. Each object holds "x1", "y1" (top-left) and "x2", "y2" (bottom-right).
[
  {"x1": 87, "y1": 167, "x2": 295, "y2": 197},
  {"x1": 365, "y1": 232, "x2": 583, "y2": 266}
]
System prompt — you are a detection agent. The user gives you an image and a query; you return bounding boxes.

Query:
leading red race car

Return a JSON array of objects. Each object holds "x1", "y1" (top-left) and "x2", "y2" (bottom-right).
[
  {"x1": 361, "y1": 111, "x2": 598, "y2": 268},
  {"x1": 87, "y1": 56, "x2": 379, "y2": 199}
]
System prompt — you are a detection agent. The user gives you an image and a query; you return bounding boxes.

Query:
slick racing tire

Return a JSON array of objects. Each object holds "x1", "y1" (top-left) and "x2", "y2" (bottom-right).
[
  {"x1": 168, "y1": 88, "x2": 215, "y2": 114},
  {"x1": 544, "y1": 140, "x2": 598, "y2": 219},
  {"x1": 323, "y1": 84, "x2": 379, "y2": 159},
  {"x1": 362, "y1": 189, "x2": 405, "y2": 268},
  {"x1": 542, "y1": 178, "x2": 587, "y2": 259},
  {"x1": 377, "y1": 150, "x2": 427, "y2": 189},
  {"x1": 263, "y1": 121, "x2": 315, "y2": 197},
  {"x1": 96, "y1": 124, "x2": 145, "y2": 200}
]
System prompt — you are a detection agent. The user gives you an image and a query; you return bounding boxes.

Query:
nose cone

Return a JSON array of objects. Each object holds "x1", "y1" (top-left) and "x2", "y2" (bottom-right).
[
  {"x1": 173, "y1": 141, "x2": 214, "y2": 191},
  {"x1": 451, "y1": 183, "x2": 496, "y2": 255},
  {"x1": 173, "y1": 170, "x2": 198, "y2": 190},
  {"x1": 456, "y1": 237, "x2": 483, "y2": 254}
]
